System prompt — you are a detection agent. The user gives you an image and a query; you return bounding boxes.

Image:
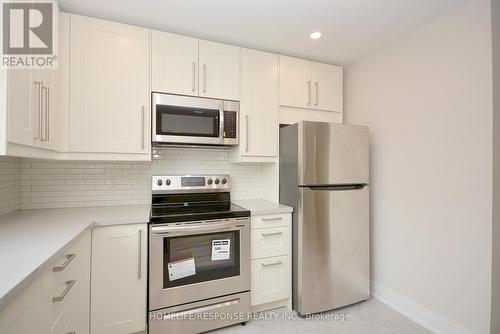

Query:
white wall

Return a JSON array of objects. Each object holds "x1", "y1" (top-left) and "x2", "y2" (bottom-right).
[
  {"x1": 491, "y1": 0, "x2": 500, "y2": 332},
  {"x1": 344, "y1": 1, "x2": 493, "y2": 333},
  {"x1": 18, "y1": 148, "x2": 270, "y2": 209}
]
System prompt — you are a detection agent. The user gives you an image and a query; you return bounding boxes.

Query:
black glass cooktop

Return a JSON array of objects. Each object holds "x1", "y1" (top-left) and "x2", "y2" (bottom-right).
[{"x1": 150, "y1": 192, "x2": 249, "y2": 224}]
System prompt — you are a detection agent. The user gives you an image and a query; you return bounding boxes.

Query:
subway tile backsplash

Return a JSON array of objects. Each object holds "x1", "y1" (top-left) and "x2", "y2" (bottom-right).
[
  {"x1": 19, "y1": 147, "x2": 265, "y2": 210},
  {"x1": 0, "y1": 157, "x2": 20, "y2": 215}
]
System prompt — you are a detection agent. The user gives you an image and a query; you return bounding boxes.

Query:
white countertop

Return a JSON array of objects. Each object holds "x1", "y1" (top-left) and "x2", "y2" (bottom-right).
[
  {"x1": 233, "y1": 199, "x2": 293, "y2": 215},
  {"x1": 0, "y1": 204, "x2": 150, "y2": 310}
]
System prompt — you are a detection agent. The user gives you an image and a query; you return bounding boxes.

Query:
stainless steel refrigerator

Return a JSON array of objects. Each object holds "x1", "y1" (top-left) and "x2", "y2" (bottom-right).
[{"x1": 279, "y1": 121, "x2": 370, "y2": 315}]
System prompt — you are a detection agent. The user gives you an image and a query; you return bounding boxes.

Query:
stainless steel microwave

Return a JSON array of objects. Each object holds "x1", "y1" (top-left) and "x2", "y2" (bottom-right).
[{"x1": 152, "y1": 93, "x2": 239, "y2": 146}]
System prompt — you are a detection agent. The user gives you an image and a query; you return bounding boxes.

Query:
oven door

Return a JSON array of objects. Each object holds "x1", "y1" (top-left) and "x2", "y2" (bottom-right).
[
  {"x1": 152, "y1": 93, "x2": 224, "y2": 145},
  {"x1": 149, "y1": 218, "x2": 250, "y2": 310}
]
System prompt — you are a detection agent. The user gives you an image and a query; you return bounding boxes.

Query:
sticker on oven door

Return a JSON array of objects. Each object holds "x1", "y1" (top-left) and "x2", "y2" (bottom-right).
[
  {"x1": 167, "y1": 257, "x2": 196, "y2": 281},
  {"x1": 211, "y1": 239, "x2": 230, "y2": 261}
]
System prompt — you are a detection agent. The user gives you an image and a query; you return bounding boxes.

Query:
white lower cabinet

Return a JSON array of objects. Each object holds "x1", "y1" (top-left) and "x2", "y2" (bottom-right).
[
  {"x1": 250, "y1": 213, "x2": 292, "y2": 311},
  {"x1": 42, "y1": 230, "x2": 91, "y2": 334},
  {"x1": 0, "y1": 229, "x2": 91, "y2": 334},
  {"x1": 90, "y1": 224, "x2": 147, "y2": 334}
]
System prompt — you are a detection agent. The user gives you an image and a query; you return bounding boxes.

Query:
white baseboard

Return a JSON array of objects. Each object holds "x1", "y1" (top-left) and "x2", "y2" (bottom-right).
[{"x1": 371, "y1": 281, "x2": 474, "y2": 334}]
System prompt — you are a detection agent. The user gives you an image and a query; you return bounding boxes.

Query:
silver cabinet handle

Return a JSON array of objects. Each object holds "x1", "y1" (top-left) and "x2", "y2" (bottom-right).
[
  {"x1": 192, "y1": 62, "x2": 196, "y2": 92},
  {"x1": 315, "y1": 82, "x2": 319, "y2": 106},
  {"x1": 65, "y1": 332, "x2": 76, "y2": 334},
  {"x1": 141, "y1": 106, "x2": 145, "y2": 149},
  {"x1": 41, "y1": 86, "x2": 49, "y2": 141},
  {"x1": 203, "y1": 64, "x2": 207, "y2": 93},
  {"x1": 33, "y1": 81, "x2": 43, "y2": 140},
  {"x1": 53, "y1": 254, "x2": 76, "y2": 272},
  {"x1": 52, "y1": 280, "x2": 75, "y2": 302},
  {"x1": 245, "y1": 115, "x2": 249, "y2": 152},
  {"x1": 47, "y1": 86, "x2": 50, "y2": 140},
  {"x1": 138, "y1": 229, "x2": 142, "y2": 279},
  {"x1": 262, "y1": 261, "x2": 282, "y2": 267},
  {"x1": 307, "y1": 81, "x2": 311, "y2": 105},
  {"x1": 261, "y1": 231, "x2": 283, "y2": 237},
  {"x1": 261, "y1": 217, "x2": 282, "y2": 222},
  {"x1": 45, "y1": 86, "x2": 50, "y2": 141}
]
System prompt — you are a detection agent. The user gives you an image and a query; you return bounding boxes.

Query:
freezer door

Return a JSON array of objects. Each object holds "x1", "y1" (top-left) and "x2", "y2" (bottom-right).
[
  {"x1": 300, "y1": 122, "x2": 369, "y2": 185},
  {"x1": 295, "y1": 185, "x2": 370, "y2": 314}
]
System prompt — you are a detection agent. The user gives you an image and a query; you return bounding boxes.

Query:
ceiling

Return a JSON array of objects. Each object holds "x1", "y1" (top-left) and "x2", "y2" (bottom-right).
[{"x1": 59, "y1": 0, "x2": 468, "y2": 65}]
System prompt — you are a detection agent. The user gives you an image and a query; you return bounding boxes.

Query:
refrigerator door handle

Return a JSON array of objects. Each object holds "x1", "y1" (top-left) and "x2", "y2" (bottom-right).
[{"x1": 300, "y1": 184, "x2": 367, "y2": 191}]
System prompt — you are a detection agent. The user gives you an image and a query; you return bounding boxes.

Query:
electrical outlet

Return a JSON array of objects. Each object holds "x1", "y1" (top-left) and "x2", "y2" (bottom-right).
[{"x1": 119, "y1": 170, "x2": 128, "y2": 184}]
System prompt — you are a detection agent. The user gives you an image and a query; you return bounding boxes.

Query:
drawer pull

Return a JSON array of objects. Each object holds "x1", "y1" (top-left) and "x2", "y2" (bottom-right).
[
  {"x1": 261, "y1": 261, "x2": 282, "y2": 267},
  {"x1": 261, "y1": 217, "x2": 282, "y2": 222},
  {"x1": 52, "y1": 280, "x2": 76, "y2": 302},
  {"x1": 66, "y1": 332, "x2": 76, "y2": 334},
  {"x1": 261, "y1": 231, "x2": 283, "y2": 237},
  {"x1": 53, "y1": 254, "x2": 76, "y2": 272}
]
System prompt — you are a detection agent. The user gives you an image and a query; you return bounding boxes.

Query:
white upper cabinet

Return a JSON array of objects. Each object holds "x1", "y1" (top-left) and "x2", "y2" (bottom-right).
[
  {"x1": 69, "y1": 15, "x2": 150, "y2": 154},
  {"x1": 199, "y1": 40, "x2": 240, "y2": 100},
  {"x1": 150, "y1": 36, "x2": 239, "y2": 100},
  {"x1": 151, "y1": 31, "x2": 198, "y2": 95},
  {"x1": 311, "y1": 62, "x2": 343, "y2": 112},
  {"x1": 6, "y1": 69, "x2": 35, "y2": 146},
  {"x1": 6, "y1": 51, "x2": 57, "y2": 152},
  {"x1": 279, "y1": 56, "x2": 311, "y2": 109},
  {"x1": 279, "y1": 55, "x2": 343, "y2": 113},
  {"x1": 232, "y1": 48, "x2": 278, "y2": 163}
]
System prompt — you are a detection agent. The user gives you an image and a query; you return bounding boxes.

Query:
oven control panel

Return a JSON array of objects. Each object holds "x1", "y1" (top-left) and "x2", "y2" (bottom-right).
[{"x1": 152, "y1": 175, "x2": 230, "y2": 193}]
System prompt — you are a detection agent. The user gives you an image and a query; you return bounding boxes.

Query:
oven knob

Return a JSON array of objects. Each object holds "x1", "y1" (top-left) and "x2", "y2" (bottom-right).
[
  {"x1": 207, "y1": 179, "x2": 213, "y2": 185},
  {"x1": 221, "y1": 178, "x2": 227, "y2": 185},
  {"x1": 215, "y1": 178, "x2": 220, "y2": 185},
  {"x1": 166, "y1": 179, "x2": 171, "y2": 186},
  {"x1": 157, "y1": 179, "x2": 163, "y2": 186}
]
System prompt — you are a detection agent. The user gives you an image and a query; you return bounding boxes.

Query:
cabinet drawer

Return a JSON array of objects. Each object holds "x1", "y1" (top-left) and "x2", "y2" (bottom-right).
[
  {"x1": 251, "y1": 255, "x2": 290, "y2": 306},
  {"x1": 251, "y1": 226, "x2": 290, "y2": 259},
  {"x1": 39, "y1": 230, "x2": 91, "y2": 332},
  {"x1": 251, "y1": 213, "x2": 291, "y2": 229}
]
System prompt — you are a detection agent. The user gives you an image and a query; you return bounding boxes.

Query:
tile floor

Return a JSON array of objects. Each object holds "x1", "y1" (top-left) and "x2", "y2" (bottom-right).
[{"x1": 213, "y1": 299, "x2": 431, "y2": 334}]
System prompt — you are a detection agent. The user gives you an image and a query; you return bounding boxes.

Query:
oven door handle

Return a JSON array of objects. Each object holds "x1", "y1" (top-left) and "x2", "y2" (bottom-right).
[{"x1": 151, "y1": 222, "x2": 238, "y2": 235}]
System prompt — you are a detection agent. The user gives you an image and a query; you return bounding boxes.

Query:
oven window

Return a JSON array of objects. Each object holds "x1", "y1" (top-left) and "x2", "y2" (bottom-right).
[
  {"x1": 156, "y1": 105, "x2": 219, "y2": 137},
  {"x1": 163, "y1": 231, "x2": 240, "y2": 289}
]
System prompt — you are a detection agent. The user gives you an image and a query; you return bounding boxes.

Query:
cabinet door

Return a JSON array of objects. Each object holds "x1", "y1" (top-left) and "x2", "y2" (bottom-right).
[
  {"x1": 91, "y1": 224, "x2": 147, "y2": 334},
  {"x1": 279, "y1": 56, "x2": 311, "y2": 109},
  {"x1": 151, "y1": 31, "x2": 198, "y2": 96},
  {"x1": 251, "y1": 255, "x2": 291, "y2": 306},
  {"x1": 70, "y1": 15, "x2": 149, "y2": 154},
  {"x1": 199, "y1": 40, "x2": 239, "y2": 100},
  {"x1": 311, "y1": 62, "x2": 343, "y2": 112},
  {"x1": 6, "y1": 69, "x2": 39, "y2": 146},
  {"x1": 240, "y1": 49, "x2": 278, "y2": 157}
]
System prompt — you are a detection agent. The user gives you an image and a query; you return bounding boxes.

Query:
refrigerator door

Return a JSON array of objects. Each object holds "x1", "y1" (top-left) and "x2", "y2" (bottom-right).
[
  {"x1": 300, "y1": 122, "x2": 369, "y2": 186},
  {"x1": 295, "y1": 185, "x2": 370, "y2": 314}
]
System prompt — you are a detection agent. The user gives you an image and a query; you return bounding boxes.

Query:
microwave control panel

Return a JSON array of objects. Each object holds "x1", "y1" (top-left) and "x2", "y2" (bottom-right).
[{"x1": 223, "y1": 111, "x2": 237, "y2": 139}]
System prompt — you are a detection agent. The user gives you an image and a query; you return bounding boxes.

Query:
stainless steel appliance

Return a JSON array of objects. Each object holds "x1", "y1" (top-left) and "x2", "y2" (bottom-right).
[
  {"x1": 279, "y1": 121, "x2": 370, "y2": 315},
  {"x1": 152, "y1": 93, "x2": 239, "y2": 146},
  {"x1": 148, "y1": 175, "x2": 250, "y2": 334}
]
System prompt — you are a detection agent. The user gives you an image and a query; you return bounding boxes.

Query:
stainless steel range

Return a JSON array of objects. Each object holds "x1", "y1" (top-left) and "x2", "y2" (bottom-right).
[{"x1": 148, "y1": 175, "x2": 250, "y2": 334}]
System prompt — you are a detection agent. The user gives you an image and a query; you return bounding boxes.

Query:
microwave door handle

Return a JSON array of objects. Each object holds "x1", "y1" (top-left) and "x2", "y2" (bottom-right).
[{"x1": 219, "y1": 105, "x2": 224, "y2": 144}]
